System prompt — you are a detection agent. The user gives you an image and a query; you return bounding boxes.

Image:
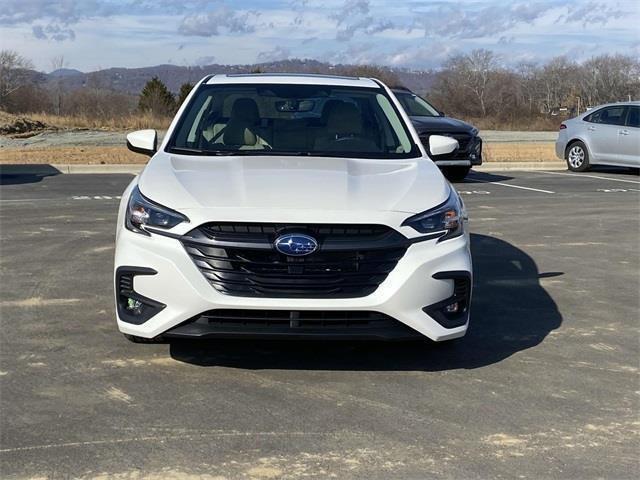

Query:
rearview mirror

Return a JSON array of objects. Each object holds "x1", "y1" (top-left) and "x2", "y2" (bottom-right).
[
  {"x1": 126, "y1": 129, "x2": 157, "y2": 156},
  {"x1": 428, "y1": 135, "x2": 459, "y2": 156}
]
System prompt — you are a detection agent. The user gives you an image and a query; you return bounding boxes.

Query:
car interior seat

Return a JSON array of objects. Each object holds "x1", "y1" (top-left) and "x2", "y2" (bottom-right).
[{"x1": 314, "y1": 102, "x2": 377, "y2": 152}]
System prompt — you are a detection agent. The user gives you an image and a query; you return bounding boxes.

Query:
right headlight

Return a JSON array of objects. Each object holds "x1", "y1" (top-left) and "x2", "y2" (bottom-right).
[
  {"x1": 125, "y1": 185, "x2": 189, "y2": 236},
  {"x1": 402, "y1": 188, "x2": 466, "y2": 242}
]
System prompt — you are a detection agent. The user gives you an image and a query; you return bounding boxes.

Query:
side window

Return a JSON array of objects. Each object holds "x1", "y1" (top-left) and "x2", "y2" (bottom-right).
[
  {"x1": 585, "y1": 109, "x2": 602, "y2": 123},
  {"x1": 626, "y1": 106, "x2": 639, "y2": 128},
  {"x1": 599, "y1": 106, "x2": 627, "y2": 126}
]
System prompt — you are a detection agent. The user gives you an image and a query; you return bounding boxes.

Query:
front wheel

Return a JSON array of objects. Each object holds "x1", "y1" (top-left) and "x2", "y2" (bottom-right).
[
  {"x1": 566, "y1": 141, "x2": 590, "y2": 172},
  {"x1": 441, "y1": 166, "x2": 471, "y2": 182}
]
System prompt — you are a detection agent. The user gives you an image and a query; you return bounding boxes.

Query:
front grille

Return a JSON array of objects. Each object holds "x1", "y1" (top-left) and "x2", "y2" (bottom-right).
[
  {"x1": 181, "y1": 223, "x2": 408, "y2": 298},
  {"x1": 164, "y1": 309, "x2": 421, "y2": 339},
  {"x1": 200, "y1": 223, "x2": 391, "y2": 238},
  {"x1": 200, "y1": 309, "x2": 396, "y2": 328}
]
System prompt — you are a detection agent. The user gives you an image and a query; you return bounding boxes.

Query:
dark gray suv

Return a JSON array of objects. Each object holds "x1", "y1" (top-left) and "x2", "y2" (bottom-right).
[{"x1": 393, "y1": 88, "x2": 482, "y2": 181}]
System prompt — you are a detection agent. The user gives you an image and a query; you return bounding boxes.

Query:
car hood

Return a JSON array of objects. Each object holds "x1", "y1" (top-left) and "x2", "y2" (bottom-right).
[
  {"x1": 410, "y1": 115, "x2": 476, "y2": 134},
  {"x1": 137, "y1": 152, "x2": 449, "y2": 214}
]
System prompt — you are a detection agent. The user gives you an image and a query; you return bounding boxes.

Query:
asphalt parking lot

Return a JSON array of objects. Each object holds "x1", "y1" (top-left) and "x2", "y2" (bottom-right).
[{"x1": 1, "y1": 168, "x2": 639, "y2": 479}]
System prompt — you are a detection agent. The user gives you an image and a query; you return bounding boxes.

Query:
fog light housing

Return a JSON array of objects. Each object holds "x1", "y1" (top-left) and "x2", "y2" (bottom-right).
[
  {"x1": 126, "y1": 298, "x2": 144, "y2": 315},
  {"x1": 116, "y1": 267, "x2": 166, "y2": 325},
  {"x1": 444, "y1": 302, "x2": 459, "y2": 314},
  {"x1": 423, "y1": 271, "x2": 471, "y2": 329}
]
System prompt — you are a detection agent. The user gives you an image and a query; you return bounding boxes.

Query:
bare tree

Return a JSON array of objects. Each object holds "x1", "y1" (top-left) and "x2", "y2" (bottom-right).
[
  {"x1": 536, "y1": 56, "x2": 579, "y2": 113},
  {"x1": 0, "y1": 50, "x2": 34, "y2": 109},
  {"x1": 443, "y1": 49, "x2": 499, "y2": 117},
  {"x1": 578, "y1": 54, "x2": 640, "y2": 106},
  {"x1": 50, "y1": 55, "x2": 67, "y2": 115},
  {"x1": 50, "y1": 55, "x2": 66, "y2": 72},
  {"x1": 337, "y1": 64, "x2": 402, "y2": 88}
]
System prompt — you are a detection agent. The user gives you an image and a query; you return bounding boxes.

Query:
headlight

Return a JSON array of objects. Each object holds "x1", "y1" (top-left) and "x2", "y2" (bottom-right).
[
  {"x1": 125, "y1": 185, "x2": 188, "y2": 235},
  {"x1": 402, "y1": 188, "x2": 466, "y2": 241}
]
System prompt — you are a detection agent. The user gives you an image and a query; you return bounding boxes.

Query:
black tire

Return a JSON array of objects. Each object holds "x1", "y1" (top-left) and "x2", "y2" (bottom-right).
[
  {"x1": 441, "y1": 166, "x2": 471, "y2": 182},
  {"x1": 565, "y1": 141, "x2": 590, "y2": 172},
  {"x1": 123, "y1": 333, "x2": 164, "y2": 344}
]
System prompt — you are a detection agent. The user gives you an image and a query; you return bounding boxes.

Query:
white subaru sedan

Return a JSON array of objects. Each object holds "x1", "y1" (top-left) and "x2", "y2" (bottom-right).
[
  {"x1": 556, "y1": 101, "x2": 640, "y2": 171},
  {"x1": 115, "y1": 74, "x2": 472, "y2": 343}
]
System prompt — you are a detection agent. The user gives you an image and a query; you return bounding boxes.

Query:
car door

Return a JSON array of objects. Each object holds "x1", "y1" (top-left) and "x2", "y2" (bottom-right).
[
  {"x1": 618, "y1": 105, "x2": 640, "y2": 166},
  {"x1": 584, "y1": 106, "x2": 628, "y2": 164}
]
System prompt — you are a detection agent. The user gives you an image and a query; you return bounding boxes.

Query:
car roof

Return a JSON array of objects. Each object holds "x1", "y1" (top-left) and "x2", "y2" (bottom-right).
[
  {"x1": 204, "y1": 73, "x2": 380, "y2": 88},
  {"x1": 587, "y1": 101, "x2": 640, "y2": 110}
]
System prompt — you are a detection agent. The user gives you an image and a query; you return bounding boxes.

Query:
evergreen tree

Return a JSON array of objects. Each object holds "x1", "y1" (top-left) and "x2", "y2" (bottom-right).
[
  {"x1": 138, "y1": 76, "x2": 175, "y2": 116},
  {"x1": 177, "y1": 82, "x2": 194, "y2": 107}
]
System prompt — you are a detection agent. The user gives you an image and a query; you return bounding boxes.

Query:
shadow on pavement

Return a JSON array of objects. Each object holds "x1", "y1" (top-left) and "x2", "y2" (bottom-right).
[
  {"x1": 588, "y1": 165, "x2": 639, "y2": 176},
  {"x1": 460, "y1": 171, "x2": 513, "y2": 183},
  {"x1": 169, "y1": 234, "x2": 563, "y2": 370},
  {"x1": 0, "y1": 164, "x2": 61, "y2": 185}
]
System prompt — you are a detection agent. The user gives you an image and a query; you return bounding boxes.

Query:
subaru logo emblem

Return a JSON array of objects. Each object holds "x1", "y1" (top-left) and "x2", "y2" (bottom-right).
[{"x1": 274, "y1": 233, "x2": 318, "y2": 256}]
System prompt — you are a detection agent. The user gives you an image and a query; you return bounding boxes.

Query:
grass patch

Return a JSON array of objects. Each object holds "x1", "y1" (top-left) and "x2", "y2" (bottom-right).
[
  {"x1": 483, "y1": 142, "x2": 557, "y2": 162},
  {"x1": 25, "y1": 112, "x2": 172, "y2": 131},
  {"x1": 0, "y1": 146, "x2": 147, "y2": 164}
]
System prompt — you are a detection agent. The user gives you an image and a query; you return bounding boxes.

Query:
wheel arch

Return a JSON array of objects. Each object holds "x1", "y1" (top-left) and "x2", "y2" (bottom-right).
[{"x1": 564, "y1": 137, "x2": 591, "y2": 159}]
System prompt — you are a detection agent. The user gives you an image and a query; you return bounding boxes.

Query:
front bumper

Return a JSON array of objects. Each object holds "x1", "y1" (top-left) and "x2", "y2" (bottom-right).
[{"x1": 114, "y1": 226, "x2": 472, "y2": 342}]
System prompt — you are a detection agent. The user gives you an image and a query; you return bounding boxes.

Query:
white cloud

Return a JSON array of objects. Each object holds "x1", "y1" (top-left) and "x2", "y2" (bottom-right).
[
  {"x1": 32, "y1": 23, "x2": 76, "y2": 41},
  {"x1": 178, "y1": 6, "x2": 259, "y2": 37},
  {"x1": 0, "y1": 0, "x2": 637, "y2": 70},
  {"x1": 257, "y1": 45, "x2": 292, "y2": 62}
]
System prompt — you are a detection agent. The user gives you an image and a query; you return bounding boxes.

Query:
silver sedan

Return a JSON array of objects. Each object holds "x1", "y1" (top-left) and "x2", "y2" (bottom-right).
[{"x1": 556, "y1": 101, "x2": 639, "y2": 171}]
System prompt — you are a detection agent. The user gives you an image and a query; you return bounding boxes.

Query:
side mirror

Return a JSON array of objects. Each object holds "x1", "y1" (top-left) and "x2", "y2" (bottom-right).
[
  {"x1": 126, "y1": 129, "x2": 157, "y2": 156},
  {"x1": 439, "y1": 111, "x2": 446, "y2": 117},
  {"x1": 428, "y1": 135, "x2": 459, "y2": 156}
]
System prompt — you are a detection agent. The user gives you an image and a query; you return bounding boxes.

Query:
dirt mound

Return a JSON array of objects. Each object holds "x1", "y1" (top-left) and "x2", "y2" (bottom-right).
[{"x1": 0, "y1": 112, "x2": 50, "y2": 136}]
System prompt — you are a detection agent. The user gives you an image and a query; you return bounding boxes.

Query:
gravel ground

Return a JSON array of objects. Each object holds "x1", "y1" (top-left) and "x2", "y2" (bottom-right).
[{"x1": 0, "y1": 130, "x2": 166, "y2": 149}]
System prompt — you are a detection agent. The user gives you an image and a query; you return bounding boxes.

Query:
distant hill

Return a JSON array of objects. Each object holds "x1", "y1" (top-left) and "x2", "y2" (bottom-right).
[
  {"x1": 36, "y1": 59, "x2": 436, "y2": 95},
  {"x1": 49, "y1": 68, "x2": 84, "y2": 78}
]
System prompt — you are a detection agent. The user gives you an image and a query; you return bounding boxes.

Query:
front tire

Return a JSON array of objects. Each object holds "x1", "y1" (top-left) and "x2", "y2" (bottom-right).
[
  {"x1": 566, "y1": 141, "x2": 590, "y2": 172},
  {"x1": 441, "y1": 166, "x2": 471, "y2": 182}
]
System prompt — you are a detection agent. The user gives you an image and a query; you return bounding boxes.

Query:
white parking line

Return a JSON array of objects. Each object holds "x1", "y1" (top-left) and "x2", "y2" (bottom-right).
[
  {"x1": 0, "y1": 198, "x2": 57, "y2": 203},
  {"x1": 538, "y1": 171, "x2": 640, "y2": 184},
  {"x1": 466, "y1": 178, "x2": 555, "y2": 194}
]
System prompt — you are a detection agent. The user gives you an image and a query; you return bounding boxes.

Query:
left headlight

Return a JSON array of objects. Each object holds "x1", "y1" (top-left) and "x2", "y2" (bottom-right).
[
  {"x1": 125, "y1": 185, "x2": 189, "y2": 235},
  {"x1": 402, "y1": 188, "x2": 466, "y2": 242}
]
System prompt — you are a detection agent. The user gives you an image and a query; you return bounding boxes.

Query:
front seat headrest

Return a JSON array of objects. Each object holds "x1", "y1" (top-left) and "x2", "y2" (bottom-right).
[
  {"x1": 229, "y1": 98, "x2": 259, "y2": 124},
  {"x1": 325, "y1": 102, "x2": 363, "y2": 136}
]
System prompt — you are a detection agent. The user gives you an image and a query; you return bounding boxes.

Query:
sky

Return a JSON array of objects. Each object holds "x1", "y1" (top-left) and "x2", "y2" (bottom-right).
[{"x1": 0, "y1": 0, "x2": 638, "y2": 73}]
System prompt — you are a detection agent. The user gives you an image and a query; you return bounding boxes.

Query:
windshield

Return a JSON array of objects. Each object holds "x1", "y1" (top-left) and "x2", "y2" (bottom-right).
[
  {"x1": 167, "y1": 84, "x2": 419, "y2": 158},
  {"x1": 395, "y1": 92, "x2": 440, "y2": 117}
]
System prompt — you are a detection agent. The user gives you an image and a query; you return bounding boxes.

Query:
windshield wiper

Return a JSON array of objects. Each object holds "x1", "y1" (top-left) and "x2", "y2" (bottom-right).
[
  {"x1": 247, "y1": 151, "x2": 313, "y2": 156},
  {"x1": 173, "y1": 149, "x2": 315, "y2": 157},
  {"x1": 167, "y1": 147, "x2": 243, "y2": 156}
]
